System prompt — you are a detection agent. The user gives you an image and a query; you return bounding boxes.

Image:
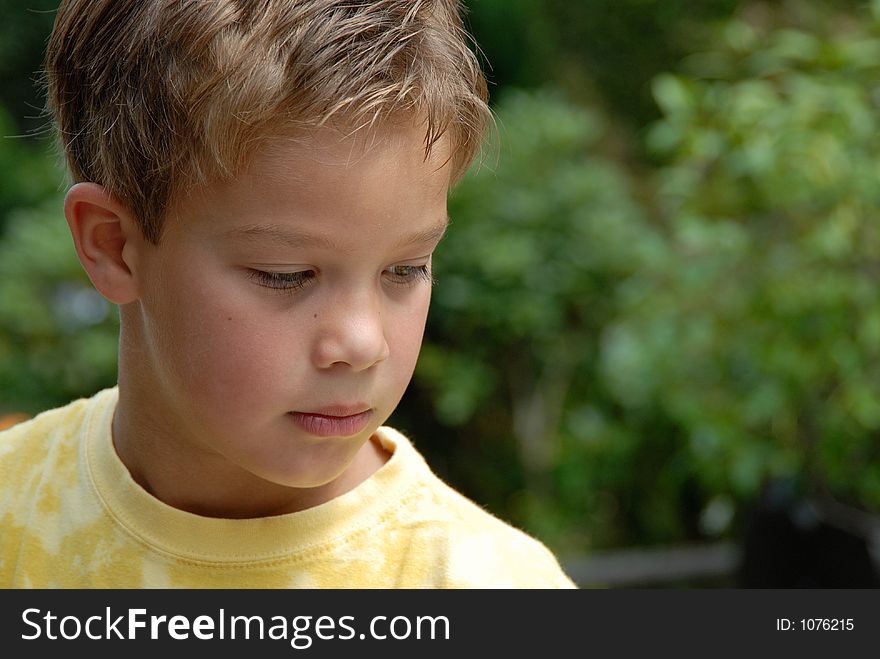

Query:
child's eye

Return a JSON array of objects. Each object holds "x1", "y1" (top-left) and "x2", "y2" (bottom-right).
[
  {"x1": 247, "y1": 269, "x2": 315, "y2": 293},
  {"x1": 384, "y1": 264, "x2": 434, "y2": 286}
]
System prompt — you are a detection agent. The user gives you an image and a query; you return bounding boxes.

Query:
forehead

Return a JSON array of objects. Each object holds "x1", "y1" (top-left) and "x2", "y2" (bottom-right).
[
  {"x1": 166, "y1": 121, "x2": 452, "y2": 247},
  {"x1": 254, "y1": 120, "x2": 451, "y2": 186}
]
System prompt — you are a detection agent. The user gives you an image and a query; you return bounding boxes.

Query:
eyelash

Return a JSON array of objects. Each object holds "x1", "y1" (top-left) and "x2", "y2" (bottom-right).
[
  {"x1": 247, "y1": 269, "x2": 315, "y2": 293},
  {"x1": 247, "y1": 265, "x2": 434, "y2": 294},
  {"x1": 384, "y1": 264, "x2": 435, "y2": 287}
]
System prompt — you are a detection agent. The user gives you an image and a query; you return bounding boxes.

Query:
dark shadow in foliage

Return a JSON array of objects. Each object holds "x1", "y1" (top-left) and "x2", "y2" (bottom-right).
[{"x1": 737, "y1": 479, "x2": 880, "y2": 587}]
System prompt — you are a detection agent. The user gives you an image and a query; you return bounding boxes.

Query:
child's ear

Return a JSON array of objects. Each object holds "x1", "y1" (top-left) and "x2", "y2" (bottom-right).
[{"x1": 64, "y1": 182, "x2": 141, "y2": 305}]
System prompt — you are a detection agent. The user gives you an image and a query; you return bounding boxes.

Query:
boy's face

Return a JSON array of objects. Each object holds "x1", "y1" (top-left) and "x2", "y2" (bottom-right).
[{"x1": 123, "y1": 123, "x2": 450, "y2": 512}]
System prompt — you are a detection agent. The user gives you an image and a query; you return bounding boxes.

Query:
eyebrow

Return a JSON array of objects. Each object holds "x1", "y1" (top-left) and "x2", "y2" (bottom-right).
[{"x1": 223, "y1": 216, "x2": 450, "y2": 251}]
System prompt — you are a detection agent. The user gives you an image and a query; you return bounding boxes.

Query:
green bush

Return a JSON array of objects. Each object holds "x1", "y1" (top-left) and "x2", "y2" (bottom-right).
[
  {"x1": 606, "y1": 2, "x2": 880, "y2": 514},
  {"x1": 0, "y1": 116, "x2": 119, "y2": 416},
  {"x1": 0, "y1": 194, "x2": 119, "y2": 416}
]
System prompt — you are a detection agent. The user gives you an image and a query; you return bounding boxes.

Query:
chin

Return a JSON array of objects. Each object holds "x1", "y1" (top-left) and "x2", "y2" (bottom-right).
[{"x1": 259, "y1": 456, "x2": 359, "y2": 491}]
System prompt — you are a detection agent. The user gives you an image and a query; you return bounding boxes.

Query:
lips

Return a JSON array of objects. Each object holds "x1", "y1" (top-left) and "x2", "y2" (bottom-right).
[{"x1": 288, "y1": 408, "x2": 373, "y2": 437}]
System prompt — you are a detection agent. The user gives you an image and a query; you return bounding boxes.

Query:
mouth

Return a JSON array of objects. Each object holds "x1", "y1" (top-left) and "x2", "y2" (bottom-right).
[{"x1": 287, "y1": 408, "x2": 373, "y2": 438}]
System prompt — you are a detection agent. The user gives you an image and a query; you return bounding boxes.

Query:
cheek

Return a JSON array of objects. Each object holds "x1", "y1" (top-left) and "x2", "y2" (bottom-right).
[
  {"x1": 150, "y1": 273, "x2": 296, "y2": 409},
  {"x1": 387, "y1": 292, "x2": 430, "y2": 374}
]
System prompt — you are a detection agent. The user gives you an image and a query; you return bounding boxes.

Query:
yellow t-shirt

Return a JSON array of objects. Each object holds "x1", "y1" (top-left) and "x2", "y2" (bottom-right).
[{"x1": 0, "y1": 388, "x2": 576, "y2": 588}]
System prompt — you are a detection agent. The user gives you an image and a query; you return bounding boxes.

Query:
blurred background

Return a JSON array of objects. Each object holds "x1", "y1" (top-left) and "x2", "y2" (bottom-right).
[{"x1": 2, "y1": 0, "x2": 879, "y2": 587}]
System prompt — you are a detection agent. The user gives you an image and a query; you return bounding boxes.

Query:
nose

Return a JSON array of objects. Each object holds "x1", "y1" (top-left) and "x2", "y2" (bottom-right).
[{"x1": 312, "y1": 289, "x2": 390, "y2": 371}]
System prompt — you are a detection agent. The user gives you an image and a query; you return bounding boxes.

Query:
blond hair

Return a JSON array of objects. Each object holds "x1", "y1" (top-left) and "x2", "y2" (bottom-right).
[{"x1": 45, "y1": 0, "x2": 490, "y2": 243}]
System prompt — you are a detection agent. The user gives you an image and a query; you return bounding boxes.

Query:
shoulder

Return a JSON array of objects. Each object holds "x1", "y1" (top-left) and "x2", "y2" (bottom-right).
[
  {"x1": 376, "y1": 428, "x2": 576, "y2": 589},
  {"x1": 422, "y1": 477, "x2": 576, "y2": 588},
  {"x1": 0, "y1": 389, "x2": 114, "y2": 499},
  {"x1": 0, "y1": 397, "x2": 85, "y2": 460},
  {"x1": 0, "y1": 390, "x2": 105, "y2": 448}
]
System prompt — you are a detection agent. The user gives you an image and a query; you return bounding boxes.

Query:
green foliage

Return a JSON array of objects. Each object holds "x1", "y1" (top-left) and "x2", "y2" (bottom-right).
[
  {"x1": 467, "y1": 0, "x2": 741, "y2": 126},
  {"x1": 0, "y1": 106, "x2": 61, "y2": 234},
  {"x1": 538, "y1": 0, "x2": 740, "y2": 125},
  {"x1": 0, "y1": 101, "x2": 119, "y2": 417},
  {"x1": 607, "y1": 2, "x2": 880, "y2": 513},
  {"x1": 432, "y1": 89, "x2": 657, "y2": 410},
  {"x1": 0, "y1": 193, "x2": 119, "y2": 416},
  {"x1": 416, "y1": 2, "x2": 880, "y2": 552},
  {"x1": 0, "y1": 0, "x2": 59, "y2": 137}
]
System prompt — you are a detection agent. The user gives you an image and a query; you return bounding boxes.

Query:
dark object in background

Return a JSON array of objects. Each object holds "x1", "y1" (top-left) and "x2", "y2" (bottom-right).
[{"x1": 737, "y1": 480, "x2": 880, "y2": 587}]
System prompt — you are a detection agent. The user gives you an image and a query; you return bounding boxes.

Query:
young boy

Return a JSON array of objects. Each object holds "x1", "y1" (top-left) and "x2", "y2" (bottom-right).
[{"x1": 0, "y1": 0, "x2": 575, "y2": 588}]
